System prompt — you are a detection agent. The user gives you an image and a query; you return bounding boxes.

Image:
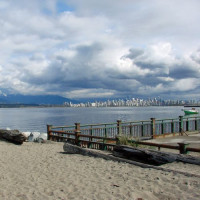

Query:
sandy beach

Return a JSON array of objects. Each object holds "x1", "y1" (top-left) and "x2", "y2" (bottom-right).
[{"x1": 0, "y1": 140, "x2": 200, "y2": 200}]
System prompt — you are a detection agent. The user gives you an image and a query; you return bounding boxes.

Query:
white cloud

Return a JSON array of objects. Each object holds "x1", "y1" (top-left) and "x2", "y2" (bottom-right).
[
  {"x1": 172, "y1": 78, "x2": 200, "y2": 92},
  {"x1": 157, "y1": 77, "x2": 174, "y2": 82},
  {"x1": 65, "y1": 88, "x2": 115, "y2": 99},
  {"x1": 0, "y1": 0, "x2": 200, "y2": 99}
]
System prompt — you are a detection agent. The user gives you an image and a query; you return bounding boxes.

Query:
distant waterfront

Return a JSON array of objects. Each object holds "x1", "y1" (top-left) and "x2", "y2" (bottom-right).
[
  {"x1": 64, "y1": 98, "x2": 199, "y2": 107},
  {"x1": 0, "y1": 106, "x2": 186, "y2": 133},
  {"x1": 0, "y1": 97, "x2": 200, "y2": 108}
]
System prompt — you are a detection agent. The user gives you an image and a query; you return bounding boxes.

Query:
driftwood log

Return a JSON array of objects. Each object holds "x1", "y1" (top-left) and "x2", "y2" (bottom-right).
[
  {"x1": 63, "y1": 142, "x2": 177, "y2": 166},
  {"x1": 63, "y1": 142, "x2": 200, "y2": 171},
  {"x1": 113, "y1": 145, "x2": 178, "y2": 166},
  {"x1": 0, "y1": 129, "x2": 26, "y2": 144}
]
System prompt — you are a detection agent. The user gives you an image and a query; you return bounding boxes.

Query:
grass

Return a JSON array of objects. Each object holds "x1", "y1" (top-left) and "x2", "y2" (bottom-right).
[{"x1": 116, "y1": 135, "x2": 157, "y2": 150}]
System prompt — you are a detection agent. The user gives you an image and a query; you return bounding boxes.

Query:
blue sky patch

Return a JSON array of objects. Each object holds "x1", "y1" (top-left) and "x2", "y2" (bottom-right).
[{"x1": 56, "y1": 0, "x2": 74, "y2": 13}]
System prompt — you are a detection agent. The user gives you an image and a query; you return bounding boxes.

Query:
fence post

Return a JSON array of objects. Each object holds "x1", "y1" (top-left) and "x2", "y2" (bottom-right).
[
  {"x1": 103, "y1": 124, "x2": 107, "y2": 150},
  {"x1": 88, "y1": 125, "x2": 93, "y2": 148},
  {"x1": 117, "y1": 120, "x2": 122, "y2": 136},
  {"x1": 129, "y1": 123, "x2": 133, "y2": 136},
  {"x1": 75, "y1": 123, "x2": 81, "y2": 146},
  {"x1": 141, "y1": 122, "x2": 144, "y2": 137},
  {"x1": 179, "y1": 116, "x2": 183, "y2": 135},
  {"x1": 47, "y1": 125, "x2": 52, "y2": 140},
  {"x1": 195, "y1": 117, "x2": 198, "y2": 131},
  {"x1": 161, "y1": 120, "x2": 164, "y2": 135},
  {"x1": 186, "y1": 118, "x2": 189, "y2": 132},
  {"x1": 178, "y1": 143, "x2": 189, "y2": 154},
  {"x1": 151, "y1": 118, "x2": 156, "y2": 139},
  {"x1": 171, "y1": 120, "x2": 174, "y2": 135}
]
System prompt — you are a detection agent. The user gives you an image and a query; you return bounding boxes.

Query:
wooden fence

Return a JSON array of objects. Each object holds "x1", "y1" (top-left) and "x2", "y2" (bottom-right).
[{"x1": 47, "y1": 115, "x2": 200, "y2": 153}]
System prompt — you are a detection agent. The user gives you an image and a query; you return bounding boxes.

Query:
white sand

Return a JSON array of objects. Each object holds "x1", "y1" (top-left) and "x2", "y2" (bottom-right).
[{"x1": 0, "y1": 141, "x2": 200, "y2": 200}]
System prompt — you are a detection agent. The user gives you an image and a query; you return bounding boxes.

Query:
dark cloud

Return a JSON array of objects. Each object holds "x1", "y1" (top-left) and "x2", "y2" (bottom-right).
[
  {"x1": 134, "y1": 61, "x2": 169, "y2": 78},
  {"x1": 190, "y1": 49, "x2": 200, "y2": 64},
  {"x1": 169, "y1": 65, "x2": 200, "y2": 79},
  {"x1": 0, "y1": 0, "x2": 200, "y2": 99},
  {"x1": 123, "y1": 48, "x2": 144, "y2": 60}
]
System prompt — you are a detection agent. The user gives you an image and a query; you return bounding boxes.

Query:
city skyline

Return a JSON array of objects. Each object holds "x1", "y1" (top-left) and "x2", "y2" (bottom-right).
[{"x1": 64, "y1": 97, "x2": 200, "y2": 107}]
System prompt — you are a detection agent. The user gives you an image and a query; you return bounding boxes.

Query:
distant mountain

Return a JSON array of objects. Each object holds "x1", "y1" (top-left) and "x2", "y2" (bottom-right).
[{"x1": 0, "y1": 94, "x2": 78, "y2": 105}]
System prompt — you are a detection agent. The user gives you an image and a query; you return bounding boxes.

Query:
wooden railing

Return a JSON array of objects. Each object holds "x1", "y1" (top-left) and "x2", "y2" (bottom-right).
[
  {"x1": 126, "y1": 140, "x2": 200, "y2": 154},
  {"x1": 47, "y1": 115, "x2": 200, "y2": 152}
]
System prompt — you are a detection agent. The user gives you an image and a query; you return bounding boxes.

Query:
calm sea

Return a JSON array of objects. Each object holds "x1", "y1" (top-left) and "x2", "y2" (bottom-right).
[{"x1": 0, "y1": 106, "x2": 184, "y2": 133}]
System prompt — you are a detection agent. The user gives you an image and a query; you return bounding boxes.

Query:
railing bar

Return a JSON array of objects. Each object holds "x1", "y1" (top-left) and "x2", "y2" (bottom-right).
[
  {"x1": 156, "y1": 118, "x2": 179, "y2": 121},
  {"x1": 80, "y1": 122, "x2": 117, "y2": 127},
  {"x1": 51, "y1": 125, "x2": 75, "y2": 129},
  {"x1": 121, "y1": 120, "x2": 151, "y2": 124}
]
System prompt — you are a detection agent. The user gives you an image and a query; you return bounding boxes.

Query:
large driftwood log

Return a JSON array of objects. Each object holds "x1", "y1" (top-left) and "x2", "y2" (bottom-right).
[
  {"x1": 176, "y1": 154, "x2": 200, "y2": 165},
  {"x1": 0, "y1": 129, "x2": 26, "y2": 144},
  {"x1": 63, "y1": 143, "x2": 200, "y2": 177},
  {"x1": 113, "y1": 145, "x2": 177, "y2": 165}
]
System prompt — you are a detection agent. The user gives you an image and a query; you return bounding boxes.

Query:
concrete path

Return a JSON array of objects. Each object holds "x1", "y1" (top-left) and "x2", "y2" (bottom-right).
[{"x1": 150, "y1": 133, "x2": 200, "y2": 148}]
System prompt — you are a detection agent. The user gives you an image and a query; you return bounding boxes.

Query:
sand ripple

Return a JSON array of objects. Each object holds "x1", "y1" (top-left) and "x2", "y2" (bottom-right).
[{"x1": 0, "y1": 141, "x2": 199, "y2": 200}]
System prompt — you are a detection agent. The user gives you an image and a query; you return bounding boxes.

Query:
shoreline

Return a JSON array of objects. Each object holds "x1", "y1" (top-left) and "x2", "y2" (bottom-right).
[{"x1": 0, "y1": 104, "x2": 187, "y2": 108}]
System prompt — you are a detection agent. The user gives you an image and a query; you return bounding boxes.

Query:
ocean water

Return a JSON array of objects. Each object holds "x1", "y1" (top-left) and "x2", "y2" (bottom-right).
[{"x1": 0, "y1": 106, "x2": 184, "y2": 132}]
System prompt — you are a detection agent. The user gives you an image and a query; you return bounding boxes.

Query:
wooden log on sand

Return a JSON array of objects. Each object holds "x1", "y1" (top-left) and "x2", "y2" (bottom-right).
[
  {"x1": 113, "y1": 145, "x2": 200, "y2": 166},
  {"x1": 63, "y1": 142, "x2": 177, "y2": 166},
  {"x1": 113, "y1": 145, "x2": 177, "y2": 166},
  {"x1": 0, "y1": 129, "x2": 26, "y2": 144}
]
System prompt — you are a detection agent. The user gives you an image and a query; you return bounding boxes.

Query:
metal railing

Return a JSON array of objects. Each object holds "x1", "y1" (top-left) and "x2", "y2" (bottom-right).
[{"x1": 47, "y1": 115, "x2": 200, "y2": 151}]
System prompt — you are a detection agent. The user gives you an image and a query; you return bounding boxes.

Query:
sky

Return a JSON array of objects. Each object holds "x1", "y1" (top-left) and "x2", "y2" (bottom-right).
[{"x1": 0, "y1": 0, "x2": 200, "y2": 100}]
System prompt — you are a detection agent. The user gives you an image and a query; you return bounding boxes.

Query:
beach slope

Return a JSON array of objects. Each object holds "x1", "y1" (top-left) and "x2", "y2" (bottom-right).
[{"x1": 0, "y1": 141, "x2": 199, "y2": 200}]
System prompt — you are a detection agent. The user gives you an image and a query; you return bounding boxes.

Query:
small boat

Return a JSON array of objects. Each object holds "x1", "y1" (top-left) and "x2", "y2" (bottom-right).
[{"x1": 183, "y1": 108, "x2": 199, "y2": 115}]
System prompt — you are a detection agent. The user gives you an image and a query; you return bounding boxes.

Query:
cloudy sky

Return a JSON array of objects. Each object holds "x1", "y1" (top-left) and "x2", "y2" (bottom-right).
[{"x1": 0, "y1": 0, "x2": 200, "y2": 100}]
